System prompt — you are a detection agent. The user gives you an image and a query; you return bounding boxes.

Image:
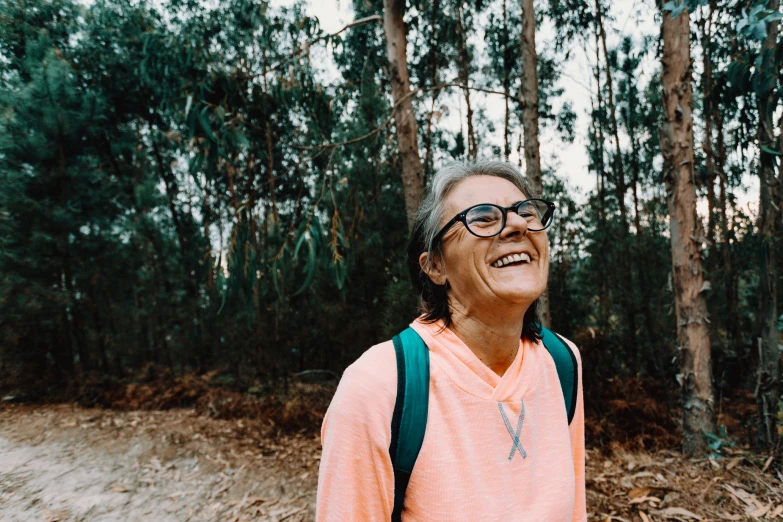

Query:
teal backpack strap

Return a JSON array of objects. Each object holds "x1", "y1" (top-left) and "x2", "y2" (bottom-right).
[
  {"x1": 539, "y1": 327, "x2": 579, "y2": 424},
  {"x1": 389, "y1": 327, "x2": 430, "y2": 522}
]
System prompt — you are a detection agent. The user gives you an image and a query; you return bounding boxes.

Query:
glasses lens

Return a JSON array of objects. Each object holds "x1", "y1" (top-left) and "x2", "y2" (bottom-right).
[
  {"x1": 516, "y1": 200, "x2": 552, "y2": 231},
  {"x1": 465, "y1": 204, "x2": 504, "y2": 237}
]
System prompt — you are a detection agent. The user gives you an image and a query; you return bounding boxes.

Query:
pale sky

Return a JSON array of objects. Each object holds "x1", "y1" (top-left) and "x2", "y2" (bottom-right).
[
  {"x1": 276, "y1": 0, "x2": 758, "y2": 216},
  {"x1": 277, "y1": 0, "x2": 652, "y2": 195}
]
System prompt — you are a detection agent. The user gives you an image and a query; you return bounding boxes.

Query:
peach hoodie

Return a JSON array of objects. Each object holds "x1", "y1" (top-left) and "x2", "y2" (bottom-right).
[{"x1": 317, "y1": 318, "x2": 586, "y2": 522}]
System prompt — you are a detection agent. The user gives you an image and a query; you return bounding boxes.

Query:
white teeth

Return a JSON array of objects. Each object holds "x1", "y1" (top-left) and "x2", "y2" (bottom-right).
[{"x1": 492, "y1": 252, "x2": 532, "y2": 268}]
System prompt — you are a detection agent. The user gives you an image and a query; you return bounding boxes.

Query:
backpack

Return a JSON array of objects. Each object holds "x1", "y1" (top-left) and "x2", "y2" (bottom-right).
[{"x1": 388, "y1": 326, "x2": 578, "y2": 522}]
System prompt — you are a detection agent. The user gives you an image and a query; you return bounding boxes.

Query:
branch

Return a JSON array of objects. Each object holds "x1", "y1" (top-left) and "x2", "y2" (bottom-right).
[
  {"x1": 329, "y1": 14, "x2": 383, "y2": 38},
  {"x1": 286, "y1": 82, "x2": 524, "y2": 158},
  {"x1": 235, "y1": 15, "x2": 383, "y2": 80}
]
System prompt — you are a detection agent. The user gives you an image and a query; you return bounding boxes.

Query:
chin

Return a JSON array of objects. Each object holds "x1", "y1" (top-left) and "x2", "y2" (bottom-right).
[{"x1": 495, "y1": 288, "x2": 543, "y2": 304}]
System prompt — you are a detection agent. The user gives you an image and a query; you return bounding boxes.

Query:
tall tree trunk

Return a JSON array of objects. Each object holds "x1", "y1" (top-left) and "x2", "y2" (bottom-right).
[
  {"x1": 203, "y1": 177, "x2": 214, "y2": 289},
  {"x1": 593, "y1": 23, "x2": 609, "y2": 333},
  {"x1": 626, "y1": 62, "x2": 658, "y2": 366},
  {"x1": 263, "y1": 49, "x2": 278, "y2": 223},
  {"x1": 596, "y1": 0, "x2": 637, "y2": 357},
  {"x1": 384, "y1": 0, "x2": 424, "y2": 230},
  {"x1": 503, "y1": 0, "x2": 511, "y2": 160},
  {"x1": 716, "y1": 110, "x2": 739, "y2": 352},
  {"x1": 596, "y1": 0, "x2": 625, "y2": 211},
  {"x1": 455, "y1": 0, "x2": 476, "y2": 158},
  {"x1": 519, "y1": 0, "x2": 550, "y2": 327},
  {"x1": 701, "y1": 6, "x2": 717, "y2": 255},
  {"x1": 699, "y1": 4, "x2": 718, "y2": 374},
  {"x1": 424, "y1": 0, "x2": 441, "y2": 181},
  {"x1": 755, "y1": 0, "x2": 780, "y2": 447},
  {"x1": 660, "y1": 3, "x2": 715, "y2": 456}
]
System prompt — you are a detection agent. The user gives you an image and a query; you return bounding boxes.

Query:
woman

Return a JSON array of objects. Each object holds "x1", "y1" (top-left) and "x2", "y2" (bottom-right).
[{"x1": 316, "y1": 160, "x2": 586, "y2": 521}]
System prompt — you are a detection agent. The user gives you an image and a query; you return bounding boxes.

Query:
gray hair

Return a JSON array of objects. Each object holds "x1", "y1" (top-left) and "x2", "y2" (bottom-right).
[
  {"x1": 416, "y1": 159, "x2": 538, "y2": 264},
  {"x1": 405, "y1": 159, "x2": 543, "y2": 342}
]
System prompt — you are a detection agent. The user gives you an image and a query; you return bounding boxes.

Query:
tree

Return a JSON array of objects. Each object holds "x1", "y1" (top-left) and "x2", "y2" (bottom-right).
[
  {"x1": 384, "y1": 0, "x2": 425, "y2": 230},
  {"x1": 519, "y1": 0, "x2": 550, "y2": 326},
  {"x1": 660, "y1": 2, "x2": 715, "y2": 456},
  {"x1": 753, "y1": 0, "x2": 781, "y2": 447}
]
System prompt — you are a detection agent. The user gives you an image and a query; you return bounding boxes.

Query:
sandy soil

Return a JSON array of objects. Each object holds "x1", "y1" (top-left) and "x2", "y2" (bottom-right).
[{"x1": 0, "y1": 405, "x2": 318, "y2": 522}]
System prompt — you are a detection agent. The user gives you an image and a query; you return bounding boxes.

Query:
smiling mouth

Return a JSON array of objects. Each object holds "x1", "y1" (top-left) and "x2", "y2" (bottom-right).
[{"x1": 491, "y1": 253, "x2": 532, "y2": 268}]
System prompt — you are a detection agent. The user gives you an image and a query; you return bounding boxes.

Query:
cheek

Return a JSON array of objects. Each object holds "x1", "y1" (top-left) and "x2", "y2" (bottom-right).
[
  {"x1": 443, "y1": 239, "x2": 486, "y2": 284},
  {"x1": 536, "y1": 236, "x2": 550, "y2": 264}
]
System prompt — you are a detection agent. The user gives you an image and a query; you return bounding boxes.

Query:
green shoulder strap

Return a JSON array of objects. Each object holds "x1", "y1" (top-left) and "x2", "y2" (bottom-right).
[
  {"x1": 389, "y1": 326, "x2": 577, "y2": 521},
  {"x1": 390, "y1": 327, "x2": 429, "y2": 522},
  {"x1": 539, "y1": 326, "x2": 579, "y2": 424}
]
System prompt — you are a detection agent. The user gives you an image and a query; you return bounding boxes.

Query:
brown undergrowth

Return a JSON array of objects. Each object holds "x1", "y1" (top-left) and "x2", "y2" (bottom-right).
[
  {"x1": 2, "y1": 361, "x2": 764, "y2": 452},
  {"x1": 586, "y1": 444, "x2": 783, "y2": 521},
  {"x1": 2, "y1": 366, "x2": 336, "y2": 436}
]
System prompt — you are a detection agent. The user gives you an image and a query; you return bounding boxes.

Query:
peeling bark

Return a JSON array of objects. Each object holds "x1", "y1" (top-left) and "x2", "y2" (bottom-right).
[{"x1": 660, "y1": 5, "x2": 715, "y2": 456}]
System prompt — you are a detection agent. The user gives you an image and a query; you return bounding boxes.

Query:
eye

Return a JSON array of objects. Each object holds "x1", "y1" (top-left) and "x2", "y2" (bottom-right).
[
  {"x1": 517, "y1": 201, "x2": 544, "y2": 220},
  {"x1": 466, "y1": 205, "x2": 501, "y2": 227}
]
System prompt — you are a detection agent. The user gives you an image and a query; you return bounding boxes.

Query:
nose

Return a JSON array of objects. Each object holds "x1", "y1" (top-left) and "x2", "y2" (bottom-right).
[{"x1": 498, "y1": 209, "x2": 529, "y2": 239}]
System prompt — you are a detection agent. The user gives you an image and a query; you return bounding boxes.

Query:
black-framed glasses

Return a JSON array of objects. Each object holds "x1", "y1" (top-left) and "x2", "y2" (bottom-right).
[{"x1": 432, "y1": 199, "x2": 555, "y2": 246}]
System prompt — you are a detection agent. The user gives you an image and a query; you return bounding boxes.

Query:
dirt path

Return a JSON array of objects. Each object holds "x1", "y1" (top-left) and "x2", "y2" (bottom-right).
[
  {"x1": 0, "y1": 405, "x2": 318, "y2": 521},
  {"x1": 2, "y1": 404, "x2": 783, "y2": 521}
]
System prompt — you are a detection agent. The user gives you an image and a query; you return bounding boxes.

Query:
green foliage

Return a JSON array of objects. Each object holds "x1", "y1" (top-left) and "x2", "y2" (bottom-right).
[
  {"x1": 705, "y1": 426, "x2": 737, "y2": 458},
  {"x1": 662, "y1": 0, "x2": 708, "y2": 18},
  {"x1": 0, "y1": 0, "x2": 777, "y2": 417},
  {"x1": 736, "y1": 3, "x2": 783, "y2": 42}
]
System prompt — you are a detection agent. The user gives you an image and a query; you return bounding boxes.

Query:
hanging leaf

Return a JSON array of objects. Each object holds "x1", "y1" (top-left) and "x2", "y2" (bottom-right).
[
  {"x1": 292, "y1": 236, "x2": 317, "y2": 296},
  {"x1": 216, "y1": 285, "x2": 228, "y2": 315},
  {"x1": 199, "y1": 106, "x2": 218, "y2": 143},
  {"x1": 760, "y1": 145, "x2": 783, "y2": 156},
  {"x1": 752, "y1": 21, "x2": 767, "y2": 41},
  {"x1": 293, "y1": 229, "x2": 309, "y2": 260}
]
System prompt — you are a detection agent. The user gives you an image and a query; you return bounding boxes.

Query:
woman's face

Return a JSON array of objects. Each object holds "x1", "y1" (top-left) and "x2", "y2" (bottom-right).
[{"x1": 423, "y1": 175, "x2": 549, "y2": 315}]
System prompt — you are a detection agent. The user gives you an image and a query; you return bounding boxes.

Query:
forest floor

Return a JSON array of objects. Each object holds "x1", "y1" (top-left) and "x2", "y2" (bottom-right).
[{"x1": 1, "y1": 403, "x2": 782, "y2": 522}]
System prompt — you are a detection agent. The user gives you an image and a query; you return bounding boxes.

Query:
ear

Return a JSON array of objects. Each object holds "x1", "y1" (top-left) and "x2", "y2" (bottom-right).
[{"x1": 419, "y1": 251, "x2": 447, "y2": 286}]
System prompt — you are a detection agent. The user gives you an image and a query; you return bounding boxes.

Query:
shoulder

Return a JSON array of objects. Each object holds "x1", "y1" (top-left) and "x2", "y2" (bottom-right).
[
  {"x1": 339, "y1": 339, "x2": 398, "y2": 401},
  {"x1": 323, "y1": 340, "x2": 398, "y2": 432}
]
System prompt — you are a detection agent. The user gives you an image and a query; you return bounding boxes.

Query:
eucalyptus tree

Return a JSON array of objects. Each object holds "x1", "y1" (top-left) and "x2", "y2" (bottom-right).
[
  {"x1": 660, "y1": 0, "x2": 715, "y2": 456},
  {"x1": 383, "y1": 0, "x2": 424, "y2": 230},
  {"x1": 751, "y1": 0, "x2": 781, "y2": 447},
  {"x1": 727, "y1": 0, "x2": 783, "y2": 446}
]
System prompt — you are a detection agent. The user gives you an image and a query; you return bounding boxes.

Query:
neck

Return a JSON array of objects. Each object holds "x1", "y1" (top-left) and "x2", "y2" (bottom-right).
[{"x1": 448, "y1": 302, "x2": 527, "y2": 377}]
